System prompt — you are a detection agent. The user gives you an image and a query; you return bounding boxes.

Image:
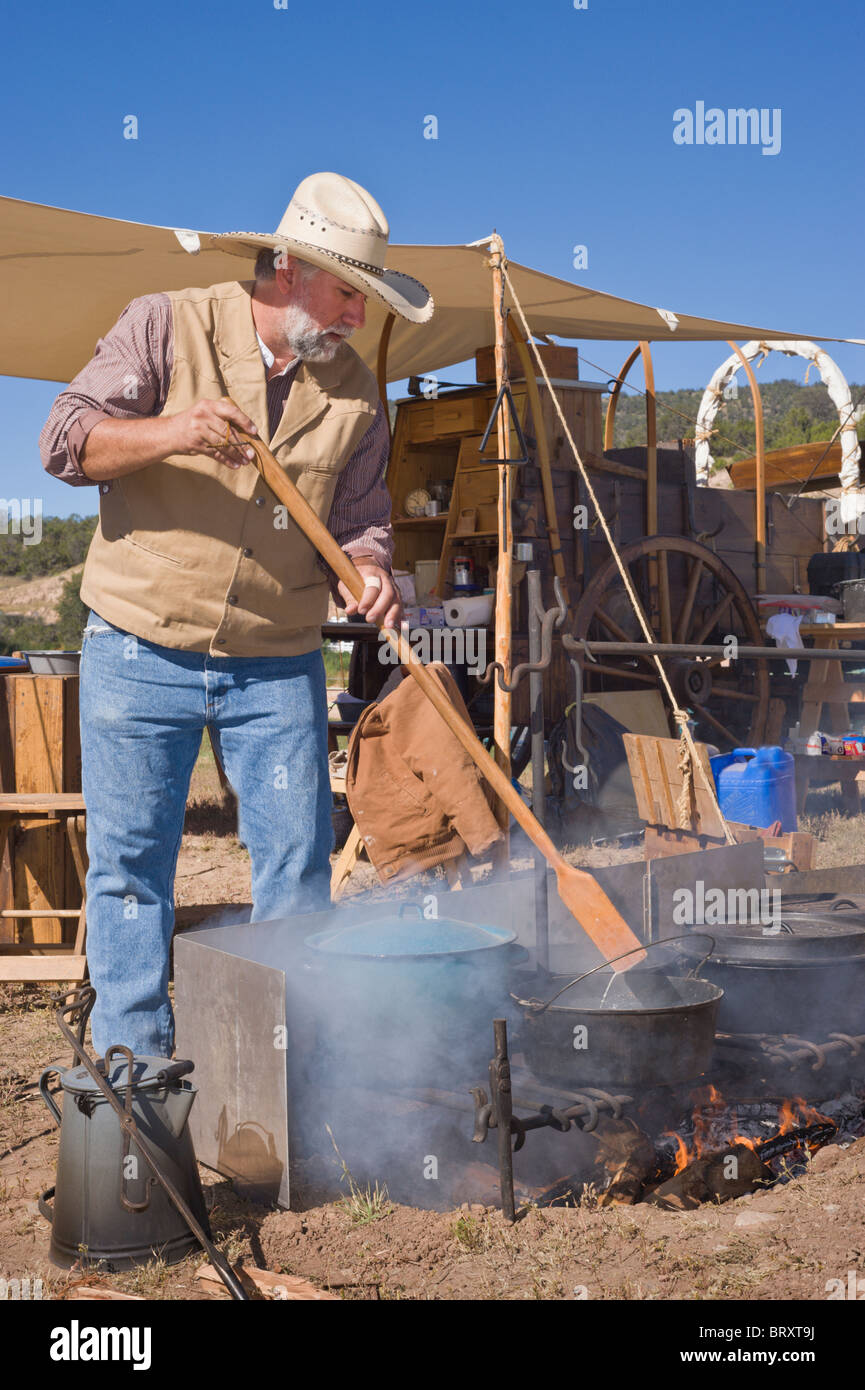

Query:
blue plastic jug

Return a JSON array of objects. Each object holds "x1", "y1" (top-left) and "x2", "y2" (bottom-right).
[{"x1": 709, "y1": 746, "x2": 797, "y2": 833}]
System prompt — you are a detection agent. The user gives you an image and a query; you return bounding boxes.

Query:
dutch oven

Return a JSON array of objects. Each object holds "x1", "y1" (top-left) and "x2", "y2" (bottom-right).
[
  {"x1": 513, "y1": 937, "x2": 723, "y2": 1090},
  {"x1": 298, "y1": 904, "x2": 525, "y2": 1087},
  {"x1": 696, "y1": 912, "x2": 865, "y2": 1037}
]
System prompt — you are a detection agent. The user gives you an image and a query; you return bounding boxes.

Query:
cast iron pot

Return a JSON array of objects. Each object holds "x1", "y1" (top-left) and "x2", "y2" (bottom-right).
[
  {"x1": 696, "y1": 912, "x2": 865, "y2": 1037},
  {"x1": 514, "y1": 943, "x2": 723, "y2": 1089},
  {"x1": 298, "y1": 904, "x2": 525, "y2": 1088}
]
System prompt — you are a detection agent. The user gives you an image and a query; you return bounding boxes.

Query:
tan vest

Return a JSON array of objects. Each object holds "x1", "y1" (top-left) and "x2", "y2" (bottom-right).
[{"x1": 80, "y1": 280, "x2": 380, "y2": 656}]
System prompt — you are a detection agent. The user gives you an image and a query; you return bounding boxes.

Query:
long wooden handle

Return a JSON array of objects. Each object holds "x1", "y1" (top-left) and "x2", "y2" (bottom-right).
[{"x1": 236, "y1": 425, "x2": 567, "y2": 866}]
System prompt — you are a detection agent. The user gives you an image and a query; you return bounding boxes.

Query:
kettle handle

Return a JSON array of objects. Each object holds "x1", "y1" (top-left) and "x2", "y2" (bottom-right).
[{"x1": 38, "y1": 1067, "x2": 64, "y2": 1127}]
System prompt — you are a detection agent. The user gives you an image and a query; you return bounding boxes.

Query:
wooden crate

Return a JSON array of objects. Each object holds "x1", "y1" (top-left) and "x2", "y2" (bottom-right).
[
  {"x1": 0, "y1": 674, "x2": 82, "y2": 943},
  {"x1": 475, "y1": 342, "x2": 579, "y2": 383}
]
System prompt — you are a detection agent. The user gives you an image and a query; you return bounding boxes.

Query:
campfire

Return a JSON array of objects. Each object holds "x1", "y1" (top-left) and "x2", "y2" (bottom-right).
[{"x1": 648, "y1": 1086, "x2": 838, "y2": 1210}]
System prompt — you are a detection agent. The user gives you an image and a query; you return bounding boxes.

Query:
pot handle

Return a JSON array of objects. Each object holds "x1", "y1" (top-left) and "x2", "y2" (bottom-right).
[
  {"x1": 38, "y1": 1186, "x2": 55, "y2": 1223},
  {"x1": 513, "y1": 932, "x2": 717, "y2": 1014},
  {"x1": 38, "y1": 1066, "x2": 64, "y2": 1127}
]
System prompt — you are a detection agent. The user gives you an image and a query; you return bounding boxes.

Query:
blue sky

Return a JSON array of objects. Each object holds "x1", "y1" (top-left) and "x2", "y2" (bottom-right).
[{"x1": 2, "y1": 0, "x2": 863, "y2": 516}]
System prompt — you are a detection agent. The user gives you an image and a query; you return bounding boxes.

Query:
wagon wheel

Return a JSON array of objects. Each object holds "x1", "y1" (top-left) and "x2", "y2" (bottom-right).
[{"x1": 572, "y1": 535, "x2": 770, "y2": 748}]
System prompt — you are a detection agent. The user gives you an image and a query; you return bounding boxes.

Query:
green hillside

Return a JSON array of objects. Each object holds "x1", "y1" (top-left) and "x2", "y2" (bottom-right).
[{"x1": 612, "y1": 376, "x2": 865, "y2": 469}]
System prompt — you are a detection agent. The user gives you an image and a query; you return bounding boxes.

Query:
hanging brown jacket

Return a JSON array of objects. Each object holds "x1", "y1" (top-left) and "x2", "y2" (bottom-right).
[{"x1": 345, "y1": 664, "x2": 504, "y2": 883}]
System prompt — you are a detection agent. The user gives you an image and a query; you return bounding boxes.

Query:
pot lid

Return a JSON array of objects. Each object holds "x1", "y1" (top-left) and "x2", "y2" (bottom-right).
[
  {"x1": 706, "y1": 913, "x2": 865, "y2": 966},
  {"x1": 59, "y1": 1055, "x2": 177, "y2": 1095},
  {"x1": 305, "y1": 905, "x2": 516, "y2": 959}
]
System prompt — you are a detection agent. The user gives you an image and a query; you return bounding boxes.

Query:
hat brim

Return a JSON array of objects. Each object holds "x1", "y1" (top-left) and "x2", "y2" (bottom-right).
[{"x1": 203, "y1": 232, "x2": 434, "y2": 324}]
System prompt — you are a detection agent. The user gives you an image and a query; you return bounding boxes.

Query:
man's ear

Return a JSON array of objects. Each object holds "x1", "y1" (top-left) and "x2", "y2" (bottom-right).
[{"x1": 274, "y1": 257, "x2": 298, "y2": 296}]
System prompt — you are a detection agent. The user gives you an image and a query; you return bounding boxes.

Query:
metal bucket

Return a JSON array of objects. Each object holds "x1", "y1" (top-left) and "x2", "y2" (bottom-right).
[{"x1": 840, "y1": 578, "x2": 865, "y2": 622}]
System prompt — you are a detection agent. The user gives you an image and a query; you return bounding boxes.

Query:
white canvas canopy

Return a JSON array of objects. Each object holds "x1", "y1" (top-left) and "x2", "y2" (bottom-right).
[{"x1": 0, "y1": 194, "x2": 846, "y2": 385}]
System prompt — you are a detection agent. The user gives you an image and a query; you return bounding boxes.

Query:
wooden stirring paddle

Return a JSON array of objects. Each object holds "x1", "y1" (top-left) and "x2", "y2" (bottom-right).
[{"x1": 234, "y1": 419, "x2": 648, "y2": 975}]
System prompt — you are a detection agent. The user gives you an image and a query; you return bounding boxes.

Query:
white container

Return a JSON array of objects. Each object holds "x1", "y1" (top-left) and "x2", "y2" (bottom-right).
[{"x1": 444, "y1": 594, "x2": 494, "y2": 628}]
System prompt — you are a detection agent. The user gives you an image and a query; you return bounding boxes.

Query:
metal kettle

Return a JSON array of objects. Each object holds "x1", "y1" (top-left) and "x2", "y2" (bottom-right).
[{"x1": 39, "y1": 1045, "x2": 210, "y2": 1271}]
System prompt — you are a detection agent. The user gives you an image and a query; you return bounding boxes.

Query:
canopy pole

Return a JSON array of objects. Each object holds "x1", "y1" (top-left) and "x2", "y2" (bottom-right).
[
  {"x1": 507, "y1": 316, "x2": 571, "y2": 613},
  {"x1": 489, "y1": 233, "x2": 512, "y2": 867},
  {"x1": 376, "y1": 312, "x2": 395, "y2": 444},
  {"x1": 603, "y1": 344, "x2": 642, "y2": 450},
  {"x1": 638, "y1": 341, "x2": 670, "y2": 641},
  {"x1": 726, "y1": 341, "x2": 766, "y2": 594}
]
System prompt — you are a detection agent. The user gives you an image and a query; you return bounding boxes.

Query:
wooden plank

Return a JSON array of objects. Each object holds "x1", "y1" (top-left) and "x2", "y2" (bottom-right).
[
  {"x1": 730, "y1": 440, "x2": 843, "y2": 491},
  {"x1": 0, "y1": 954, "x2": 87, "y2": 982},
  {"x1": 195, "y1": 1262, "x2": 339, "y2": 1301},
  {"x1": 476, "y1": 341, "x2": 579, "y2": 383},
  {"x1": 5, "y1": 678, "x2": 83, "y2": 945},
  {"x1": 623, "y1": 733, "x2": 725, "y2": 838}
]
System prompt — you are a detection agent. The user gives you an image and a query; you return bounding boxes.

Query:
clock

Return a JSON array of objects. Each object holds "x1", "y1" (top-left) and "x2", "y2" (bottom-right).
[{"x1": 405, "y1": 488, "x2": 431, "y2": 517}]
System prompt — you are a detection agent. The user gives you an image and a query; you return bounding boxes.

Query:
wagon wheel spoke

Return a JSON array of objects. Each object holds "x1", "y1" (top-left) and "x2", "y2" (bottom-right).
[
  {"x1": 694, "y1": 591, "x2": 734, "y2": 646},
  {"x1": 620, "y1": 569, "x2": 656, "y2": 645},
  {"x1": 675, "y1": 559, "x2": 705, "y2": 645},
  {"x1": 586, "y1": 663, "x2": 658, "y2": 686},
  {"x1": 573, "y1": 535, "x2": 770, "y2": 749},
  {"x1": 692, "y1": 702, "x2": 739, "y2": 747},
  {"x1": 658, "y1": 548, "x2": 673, "y2": 645},
  {"x1": 711, "y1": 685, "x2": 761, "y2": 703},
  {"x1": 594, "y1": 606, "x2": 657, "y2": 665}
]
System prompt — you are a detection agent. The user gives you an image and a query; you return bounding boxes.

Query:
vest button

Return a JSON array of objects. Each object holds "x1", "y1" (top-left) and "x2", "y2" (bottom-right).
[
  {"x1": 227, "y1": 595, "x2": 239, "y2": 606},
  {"x1": 215, "y1": 638, "x2": 227, "y2": 645},
  {"x1": 242, "y1": 547, "x2": 253, "y2": 558},
  {"x1": 99, "y1": 482, "x2": 112, "y2": 495},
  {"x1": 255, "y1": 497, "x2": 266, "y2": 508}
]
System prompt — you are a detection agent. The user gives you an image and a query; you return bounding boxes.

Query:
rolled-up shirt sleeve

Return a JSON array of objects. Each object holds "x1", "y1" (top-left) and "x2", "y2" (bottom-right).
[
  {"x1": 327, "y1": 400, "x2": 394, "y2": 573},
  {"x1": 39, "y1": 293, "x2": 172, "y2": 486}
]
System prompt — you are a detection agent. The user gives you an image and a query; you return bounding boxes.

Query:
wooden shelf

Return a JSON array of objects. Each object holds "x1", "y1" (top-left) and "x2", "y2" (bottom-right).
[{"x1": 393, "y1": 515, "x2": 448, "y2": 526}]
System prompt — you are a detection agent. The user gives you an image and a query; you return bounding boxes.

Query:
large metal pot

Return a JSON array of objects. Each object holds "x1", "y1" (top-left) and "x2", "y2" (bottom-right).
[
  {"x1": 696, "y1": 912, "x2": 865, "y2": 1037},
  {"x1": 515, "y1": 964, "x2": 723, "y2": 1089},
  {"x1": 298, "y1": 904, "x2": 524, "y2": 1087}
]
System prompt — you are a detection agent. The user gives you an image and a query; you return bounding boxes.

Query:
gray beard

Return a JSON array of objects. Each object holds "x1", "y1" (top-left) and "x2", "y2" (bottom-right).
[{"x1": 280, "y1": 301, "x2": 354, "y2": 362}]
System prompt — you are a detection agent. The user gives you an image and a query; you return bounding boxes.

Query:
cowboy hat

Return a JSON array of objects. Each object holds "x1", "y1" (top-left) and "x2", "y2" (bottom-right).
[{"x1": 207, "y1": 171, "x2": 433, "y2": 325}]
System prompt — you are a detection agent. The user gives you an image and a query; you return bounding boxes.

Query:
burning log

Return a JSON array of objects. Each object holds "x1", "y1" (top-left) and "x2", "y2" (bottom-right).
[
  {"x1": 592, "y1": 1116, "x2": 657, "y2": 1206},
  {"x1": 647, "y1": 1107, "x2": 838, "y2": 1210},
  {"x1": 648, "y1": 1141, "x2": 767, "y2": 1211}
]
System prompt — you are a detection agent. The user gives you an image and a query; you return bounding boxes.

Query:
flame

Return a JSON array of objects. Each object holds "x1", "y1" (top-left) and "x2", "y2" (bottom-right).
[
  {"x1": 662, "y1": 1089, "x2": 834, "y2": 1175},
  {"x1": 662, "y1": 1131, "x2": 690, "y2": 1175}
]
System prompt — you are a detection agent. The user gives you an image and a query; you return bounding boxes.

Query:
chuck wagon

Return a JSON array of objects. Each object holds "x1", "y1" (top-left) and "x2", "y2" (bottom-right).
[{"x1": 0, "y1": 197, "x2": 859, "y2": 778}]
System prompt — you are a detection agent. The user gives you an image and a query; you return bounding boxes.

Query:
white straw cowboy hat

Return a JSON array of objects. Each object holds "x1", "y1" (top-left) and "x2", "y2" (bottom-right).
[{"x1": 209, "y1": 172, "x2": 434, "y2": 325}]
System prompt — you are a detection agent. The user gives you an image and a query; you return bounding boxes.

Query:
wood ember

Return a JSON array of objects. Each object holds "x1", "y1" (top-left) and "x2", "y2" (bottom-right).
[
  {"x1": 591, "y1": 1116, "x2": 656, "y2": 1206},
  {"x1": 648, "y1": 1142, "x2": 767, "y2": 1211}
]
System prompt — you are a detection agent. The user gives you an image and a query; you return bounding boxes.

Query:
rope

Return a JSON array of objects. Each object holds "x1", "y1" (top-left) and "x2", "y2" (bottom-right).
[{"x1": 501, "y1": 262, "x2": 735, "y2": 843}]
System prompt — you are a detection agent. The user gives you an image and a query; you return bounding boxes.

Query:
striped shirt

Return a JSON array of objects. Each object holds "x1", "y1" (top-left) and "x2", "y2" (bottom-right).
[{"x1": 39, "y1": 291, "x2": 394, "y2": 575}]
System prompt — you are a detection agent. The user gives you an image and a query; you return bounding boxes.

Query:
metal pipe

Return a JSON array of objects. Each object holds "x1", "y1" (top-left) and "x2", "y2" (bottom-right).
[
  {"x1": 563, "y1": 636, "x2": 865, "y2": 663},
  {"x1": 527, "y1": 568, "x2": 550, "y2": 973},
  {"x1": 490, "y1": 1019, "x2": 516, "y2": 1222}
]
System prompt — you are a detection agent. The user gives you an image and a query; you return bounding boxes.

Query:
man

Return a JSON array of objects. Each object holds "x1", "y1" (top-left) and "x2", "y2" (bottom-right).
[{"x1": 40, "y1": 172, "x2": 434, "y2": 1058}]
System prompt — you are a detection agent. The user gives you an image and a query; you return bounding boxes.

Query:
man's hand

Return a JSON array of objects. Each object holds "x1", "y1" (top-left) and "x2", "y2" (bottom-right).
[
  {"x1": 80, "y1": 398, "x2": 260, "y2": 481},
  {"x1": 337, "y1": 559, "x2": 402, "y2": 629},
  {"x1": 164, "y1": 397, "x2": 259, "y2": 469}
]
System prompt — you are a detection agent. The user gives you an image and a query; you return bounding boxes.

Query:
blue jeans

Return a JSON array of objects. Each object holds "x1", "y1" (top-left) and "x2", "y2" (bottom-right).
[{"x1": 79, "y1": 611, "x2": 333, "y2": 1057}]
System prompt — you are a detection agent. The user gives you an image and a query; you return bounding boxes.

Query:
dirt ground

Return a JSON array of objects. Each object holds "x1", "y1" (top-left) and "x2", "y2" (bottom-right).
[{"x1": 2, "y1": 740, "x2": 865, "y2": 1302}]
